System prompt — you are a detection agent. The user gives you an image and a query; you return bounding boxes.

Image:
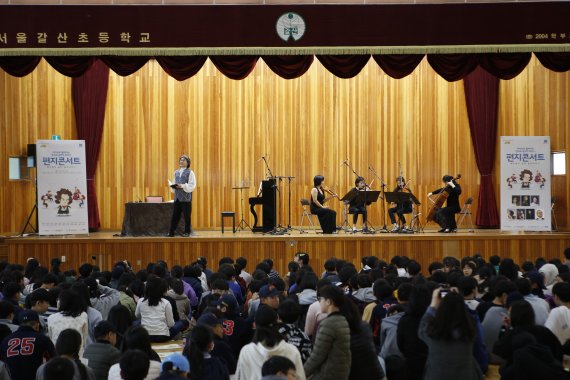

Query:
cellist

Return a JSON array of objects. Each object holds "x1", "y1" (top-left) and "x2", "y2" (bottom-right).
[{"x1": 427, "y1": 175, "x2": 462, "y2": 233}]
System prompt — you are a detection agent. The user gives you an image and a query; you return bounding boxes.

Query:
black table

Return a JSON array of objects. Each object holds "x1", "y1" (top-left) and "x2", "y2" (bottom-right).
[{"x1": 121, "y1": 202, "x2": 185, "y2": 236}]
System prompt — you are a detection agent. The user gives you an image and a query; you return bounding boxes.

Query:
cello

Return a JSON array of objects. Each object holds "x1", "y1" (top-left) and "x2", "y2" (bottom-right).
[{"x1": 426, "y1": 174, "x2": 461, "y2": 222}]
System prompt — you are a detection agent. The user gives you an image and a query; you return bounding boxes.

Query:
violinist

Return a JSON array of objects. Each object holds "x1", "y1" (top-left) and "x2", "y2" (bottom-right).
[
  {"x1": 348, "y1": 176, "x2": 370, "y2": 232},
  {"x1": 310, "y1": 175, "x2": 338, "y2": 234},
  {"x1": 428, "y1": 175, "x2": 462, "y2": 233},
  {"x1": 388, "y1": 176, "x2": 413, "y2": 232}
]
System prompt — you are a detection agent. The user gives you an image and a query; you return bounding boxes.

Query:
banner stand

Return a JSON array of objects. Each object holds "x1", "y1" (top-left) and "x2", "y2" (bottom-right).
[
  {"x1": 36, "y1": 140, "x2": 89, "y2": 236},
  {"x1": 500, "y1": 136, "x2": 551, "y2": 232}
]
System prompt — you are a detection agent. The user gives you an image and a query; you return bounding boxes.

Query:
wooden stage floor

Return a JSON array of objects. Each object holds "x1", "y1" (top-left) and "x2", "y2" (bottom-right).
[{"x1": 3, "y1": 228, "x2": 570, "y2": 276}]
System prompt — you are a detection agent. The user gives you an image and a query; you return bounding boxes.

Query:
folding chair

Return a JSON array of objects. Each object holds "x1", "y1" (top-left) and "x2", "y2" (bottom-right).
[
  {"x1": 456, "y1": 197, "x2": 474, "y2": 232},
  {"x1": 299, "y1": 199, "x2": 319, "y2": 233}
]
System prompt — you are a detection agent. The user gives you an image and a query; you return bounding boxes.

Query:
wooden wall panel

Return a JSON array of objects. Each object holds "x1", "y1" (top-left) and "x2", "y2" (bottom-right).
[
  {"x1": 0, "y1": 60, "x2": 76, "y2": 232},
  {"x1": 8, "y1": 233, "x2": 570, "y2": 277},
  {"x1": 1, "y1": 56, "x2": 569, "y2": 233}
]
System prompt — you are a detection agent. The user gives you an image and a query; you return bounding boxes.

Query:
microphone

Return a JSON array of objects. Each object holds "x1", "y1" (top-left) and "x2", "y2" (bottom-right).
[
  {"x1": 340, "y1": 159, "x2": 349, "y2": 167},
  {"x1": 257, "y1": 156, "x2": 266, "y2": 162}
]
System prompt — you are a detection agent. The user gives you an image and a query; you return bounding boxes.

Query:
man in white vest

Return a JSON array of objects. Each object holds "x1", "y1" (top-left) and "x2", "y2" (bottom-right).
[{"x1": 168, "y1": 155, "x2": 197, "y2": 237}]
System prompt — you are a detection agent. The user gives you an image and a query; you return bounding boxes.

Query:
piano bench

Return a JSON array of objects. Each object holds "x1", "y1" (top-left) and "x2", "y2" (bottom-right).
[{"x1": 221, "y1": 211, "x2": 236, "y2": 233}]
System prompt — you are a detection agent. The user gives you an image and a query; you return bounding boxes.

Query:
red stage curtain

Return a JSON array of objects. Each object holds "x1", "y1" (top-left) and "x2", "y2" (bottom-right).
[
  {"x1": 373, "y1": 54, "x2": 424, "y2": 79},
  {"x1": 209, "y1": 56, "x2": 259, "y2": 80},
  {"x1": 0, "y1": 56, "x2": 41, "y2": 77},
  {"x1": 463, "y1": 66, "x2": 499, "y2": 227},
  {"x1": 262, "y1": 55, "x2": 314, "y2": 80},
  {"x1": 45, "y1": 57, "x2": 96, "y2": 78},
  {"x1": 316, "y1": 55, "x2": 370, "y2": 79},
  {"x1": 156, "y1": 56, "x2": 208, "y2": 81},
  {"x1": 72, "y1": 59, "x2": 110, "y2": 230}
]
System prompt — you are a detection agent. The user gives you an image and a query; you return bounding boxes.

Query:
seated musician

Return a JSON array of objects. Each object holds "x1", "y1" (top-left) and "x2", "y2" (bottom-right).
[
  {"x1": 348, "y1": 176, "x2": 369, "y2": 232},
  {"x1": 310, "y1": 175, "x2": 338, "y2": 234},
  {"x1": 388, "y1": 176, "x2": 413, "y2": 232},
  {"x1": 428, "y1": 175, "x2": 462, "y2": 233}
]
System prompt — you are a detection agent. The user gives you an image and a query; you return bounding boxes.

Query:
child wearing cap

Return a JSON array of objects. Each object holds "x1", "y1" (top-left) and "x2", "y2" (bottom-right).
[
  {"x1": 0, "y1": 310, "x2": 57, "y2": 380},
  {"x1": 195, "y1": 312, "x2": 236, "y2": 374},
  {"x1": 155, "y1": 353, "x2": 189, "y2": 380},
  {"x1": 216, "y1": 294, "x2": 253, "y2": 359}
]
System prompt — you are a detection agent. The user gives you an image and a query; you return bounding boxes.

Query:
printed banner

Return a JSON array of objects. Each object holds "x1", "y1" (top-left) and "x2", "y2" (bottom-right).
[
  {"x1": 36, "y1": 140, "x2": 89, "y2": 235},
  {"x1": 500, "y1": 136, "x2": 551, "y2": 231},
  {"x1": 0, "y1": 4, "x2": 570, "y2": 52}
]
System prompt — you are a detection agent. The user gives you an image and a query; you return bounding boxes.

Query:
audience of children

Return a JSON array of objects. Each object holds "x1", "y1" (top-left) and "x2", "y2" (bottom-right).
[{"x1": 0, "y1": 249, "x2": 568, "y2": 379}]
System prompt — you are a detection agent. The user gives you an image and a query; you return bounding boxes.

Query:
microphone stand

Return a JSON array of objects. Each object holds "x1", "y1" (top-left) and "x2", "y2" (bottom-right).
[
  {"x1": 261, "y1": 156, "x2": 273, "y2": 179},
  {"x1": 344, "y1": 161, "x2": 375, "y2": 234},
  {"x1": 284, "y1": 176, "x2": 301, "y2": 233},
  {"x1": 368, "y1": 165, "x2": 388, "y2": 233}
]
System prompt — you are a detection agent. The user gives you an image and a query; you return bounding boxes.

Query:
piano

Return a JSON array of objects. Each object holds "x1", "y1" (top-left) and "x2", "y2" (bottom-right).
[{"x1": 249, "y1": 179, "x2": 276, "y2": 232}]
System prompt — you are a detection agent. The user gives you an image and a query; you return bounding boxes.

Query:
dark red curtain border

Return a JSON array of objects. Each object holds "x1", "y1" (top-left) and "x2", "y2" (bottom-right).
[
  {"x1": 477, "y1": 53, "x2": 532, "y2": 80},
  {"x1": 0, "y1": 56, "x2": 41, "y2": 77},
  {"x1": 463, "y1": 66, "x2": 500, "y2": 227},
  {"x1": 262, "y1": 55, "x2": 314, "y2": 80},
  {"x1": 100, "y1": 56, "x2": 150, "y2": 77},
  {"x1": 156, "y1": 56, "x2": 208, "y2": 81},
  {"x1": 1, "y1": 53, "x2": 569, "y2": 80},
  {"x1": 209, "y1": 56, "x2": 259, "y2": 80},
  {"x1": 72, "y1": 58, "x2": 110, "y2": 230},
  {"x1": 373, "y1": 54, "x2": 424, "y2": 79},
  {"x1": 45, "y1": 57, "x2": 96, "y2": 78},
  {"x1": 316, "y1": 55, "x2": 370, "y2": 79},
  {"x1": 427, "y1": 54, "x2": 478, "y2": 82},
  {"x1": 535, "y1": 52, "x2": 570, "y2": 72}
]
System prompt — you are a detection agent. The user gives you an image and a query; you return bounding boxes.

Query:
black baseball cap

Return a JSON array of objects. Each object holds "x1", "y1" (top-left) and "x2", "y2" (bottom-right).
[{"x1": 19, "y1": 310, "x2": 40, "y2": 324}]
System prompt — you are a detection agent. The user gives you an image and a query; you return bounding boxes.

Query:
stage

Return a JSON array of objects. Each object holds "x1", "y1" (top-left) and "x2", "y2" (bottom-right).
[{"x1": 3, "y1": 228, "x2": 570, "y2": 276}]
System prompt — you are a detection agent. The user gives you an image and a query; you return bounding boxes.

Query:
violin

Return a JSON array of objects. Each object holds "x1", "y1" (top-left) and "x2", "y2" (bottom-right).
[
  {"x1": 391, "y1": 179, "x2": 412, "y2": 206},
  {"x1": 356, "y1": 179, "x2": 374, "y2": 191},
  {"x1": 426, "y1": 174, "x2": 461, "y2": 222},
  {"x1": 396, "y1": 179, "x2": 412, "y2": 193},
  {"x1": 323, "y1": 186, "x2": 339, "y2": 202}
]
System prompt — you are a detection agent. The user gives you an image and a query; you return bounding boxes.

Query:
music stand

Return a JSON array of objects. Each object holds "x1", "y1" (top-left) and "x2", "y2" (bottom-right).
[
  {"x1": 385, "y1": 191, "x2": 422, "y2": 233},
  {"x1": 341, "y1": 189, "x2": 381, "y2": 233},
  {"x1": 231, "y1": 186, "x2": 251, "y2": 231}
]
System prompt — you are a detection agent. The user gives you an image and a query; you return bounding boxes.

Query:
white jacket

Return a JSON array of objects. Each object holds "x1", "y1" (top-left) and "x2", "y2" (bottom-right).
[
  {"x1": 236, "y1": 340, "x2": 306, "y2": 380},
  {"x1": 545, "y1": 305, "x2": 570, "y2": 345}
]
